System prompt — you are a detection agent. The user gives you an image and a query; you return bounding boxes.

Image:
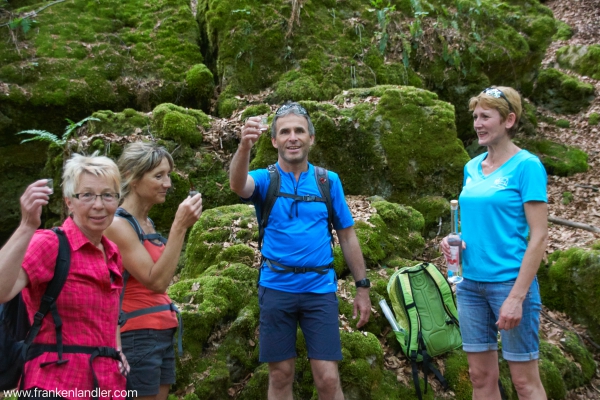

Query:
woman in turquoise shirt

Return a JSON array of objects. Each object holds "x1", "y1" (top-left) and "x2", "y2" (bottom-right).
[{"x1": 442, "y1": 86, "x2": 548, "y2": 400}]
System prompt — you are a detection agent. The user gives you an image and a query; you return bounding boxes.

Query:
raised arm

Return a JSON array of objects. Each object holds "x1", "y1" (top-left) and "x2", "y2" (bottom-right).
[
  {"x1": 337, "y1": 226, "x2": 371, "y2": 328},
  {"x1": 496, "y1": 201, "x2": 548, "y2": 330},
  {"x1": 105, "y1": 194, "x2": 202, "y2": 293},
  {"x1": 229, "y1": 116, "x2": 264, "y2": 198},
  {"x1": 0, "y1": 180, "x2": 51, "y2": 303}
]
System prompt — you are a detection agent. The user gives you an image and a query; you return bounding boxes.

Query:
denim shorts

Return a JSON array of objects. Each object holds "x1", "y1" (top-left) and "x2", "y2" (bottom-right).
[
  {"x1": 456, "y1": 277, "x2": 541, "y2": 362},
  {"x1": 258, "y1": 286, "x2": 343, "y2": 363},
  {"x1": 120, "y1": 328, "x2": 176, "y2": 396}
]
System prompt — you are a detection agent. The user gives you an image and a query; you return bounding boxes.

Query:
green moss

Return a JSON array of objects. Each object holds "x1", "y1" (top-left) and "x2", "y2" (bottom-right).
[
  {"x1": 531, "y1": 68, "x2": 595, "y2": 114},
  {"x1": 589, "y1": 113, "x2": 600, "y2": 126},
  {"x1": 240, "y1": 104, "x2": 271, "y2": 121},
  {"x1": 557, "y1": 44, "x2": 600, "y2": 80},
  {"x1": 562, "y1": 192, "x2": 573, "y2": 205},
  {"x1": 151, "y1": 103, "x2": 210, "y2": 146},
  {"x1": 216, "y1": 244, "x2": 256, "y2": 266},
  {"x1": 185, "y1": 63, "x2": 215, "y2": 105},
  {"x1": 182, "y1": 205, "x2": 258, "y2": 279},
  {"x1": 517, "y1": 138, "x2": 588, "y2": 177},
  {"x1": 411, "y1": 196, "x2": 449, "y2": 236},
  {"x1": 553, "y1": 21, "x2": 573, "y2": 41},
  {"x1": 555, "y1": 119, "x2": 570, "y2": 128},
  {"x1": 538, "y1": 358, "x2": 566, "y2": 399},
  {"x1": 538, "y1": 247, "x2": 600, "y2": 341},
  {"x1": 444, "y1": 350, "x2": 472, "y2": 400}
]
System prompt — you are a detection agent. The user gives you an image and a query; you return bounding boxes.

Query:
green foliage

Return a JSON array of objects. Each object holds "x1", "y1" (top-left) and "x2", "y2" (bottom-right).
[
  {"x1": 538, "y1": 247, "x2": 600, "y2": 342},
  {"x1": 562, "y1": 191, "x2": 573, "y2": 205},
  {"x1": 16, "y1": 116, "x2": 100, "y2": 145},
  {"x1": 555, "y1": 119, "x2": 570, "y2": 128},
  {"x1": 9, "y1": 16, "x2": 36, "y2": 34},
  {"x1": 553, "y1": 20, "x2": 573, "y2": 41},
  {"x1": 370, "y1": 0, "x2": 396, "y2": 55},
  {"x1": 517, "y1": 138, "x2": 588, "y2": 177},
  {"x1": 557, "y1": 44, "x2": 600, "y2": 80},
  {"x1": 532, "y1": 68, "x2": 595, "y2": 114},
  {"x1": 589, "y1": 112, "x2": 600, "y2": 126}
]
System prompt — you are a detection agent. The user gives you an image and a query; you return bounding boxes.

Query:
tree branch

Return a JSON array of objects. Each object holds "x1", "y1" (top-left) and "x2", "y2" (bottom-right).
[{"x1": 548, "y1": 216, "x2": 600, "y2": 233}]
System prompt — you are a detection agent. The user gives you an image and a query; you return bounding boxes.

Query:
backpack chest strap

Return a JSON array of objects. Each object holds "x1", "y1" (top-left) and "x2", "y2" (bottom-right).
[{"x1": 264, "y1": 258, "x2": 332, "y2": 275}]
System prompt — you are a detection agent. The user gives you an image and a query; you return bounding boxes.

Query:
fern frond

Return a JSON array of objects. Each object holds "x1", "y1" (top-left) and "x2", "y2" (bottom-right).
[{"x1": 16, "y1": 130, "x2": 62, "y2": 145}]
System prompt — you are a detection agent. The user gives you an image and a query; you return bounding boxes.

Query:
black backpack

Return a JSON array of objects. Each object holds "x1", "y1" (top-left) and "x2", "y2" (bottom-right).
[
  {"x1": 114, "y1": 207, "x2": 183, "y2": 356},
  {"x1": 256, "y1": 164, "x2": 334, "y2": 275},
  {"x1": 0, "y1": 228, "x2": 71, "y2": 390}
]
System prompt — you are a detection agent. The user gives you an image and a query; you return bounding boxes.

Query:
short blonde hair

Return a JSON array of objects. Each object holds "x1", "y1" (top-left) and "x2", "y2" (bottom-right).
[
  {"x1": 468, "y1": 86, "x2": 523, "y2": 138},
  {"x1": 118, "y1": 141, "x2": 174, "y2": 199},
  {"x1": 62, "y1": 152, "x2": 121, "y2": 198}
]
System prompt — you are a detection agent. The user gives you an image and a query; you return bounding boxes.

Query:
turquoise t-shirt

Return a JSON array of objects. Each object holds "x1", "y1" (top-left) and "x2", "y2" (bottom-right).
[{"x1": 459, "y1": 150, "x2": 547, "y2": 282}]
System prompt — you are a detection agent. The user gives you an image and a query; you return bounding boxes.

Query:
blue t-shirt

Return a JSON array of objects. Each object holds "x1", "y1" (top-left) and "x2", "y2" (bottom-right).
[
  {"x1": 247, "y1": 162, "x2": 354, "y2": 293},
  {"x1": 459, "y1": 150, "x2": 547, "y2": 282}
]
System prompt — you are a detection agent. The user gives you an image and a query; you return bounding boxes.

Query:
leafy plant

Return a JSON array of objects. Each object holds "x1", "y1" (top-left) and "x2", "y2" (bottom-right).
[
  {"x1": 17, "y1": 116, "x2": 100, "y2": 145},
  {"x1": 9, "y1": 17, "x2": 36, "y2": 34},
  {"x1": 370, "y1": 0, "x2": 396, "y2": 55}
]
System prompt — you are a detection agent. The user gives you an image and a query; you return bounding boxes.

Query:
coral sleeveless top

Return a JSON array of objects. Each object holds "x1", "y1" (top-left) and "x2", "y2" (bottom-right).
[{"x1": 120, "y1": 240, "x2": 178, "y2": 332}]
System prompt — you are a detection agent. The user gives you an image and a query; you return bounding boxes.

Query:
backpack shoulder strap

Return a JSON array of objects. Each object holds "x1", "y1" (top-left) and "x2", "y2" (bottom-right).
[
  {"x1": 22, "y1": 228, "x2": 71, "y2": 359},
  {"x1": 258, "y1": 164, "x2": 280, "y2": 251},
  {"x1": 314, "y1": 166, "x2": 333, "y2": 244},
  {"x1": 115, "y1": 207, "x2": 144, "y2": 243},
  {"x1": 422, "y1": 263, "x2": 459, "y2": 325}
]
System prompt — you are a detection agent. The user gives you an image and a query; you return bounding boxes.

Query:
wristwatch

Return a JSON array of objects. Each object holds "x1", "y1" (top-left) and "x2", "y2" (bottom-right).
[{"x1": 355, "y1": 278, "x2": 371, "y2": 288}]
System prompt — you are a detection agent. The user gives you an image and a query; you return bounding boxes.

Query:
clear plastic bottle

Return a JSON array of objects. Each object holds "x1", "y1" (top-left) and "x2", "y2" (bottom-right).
[
  {"x1": 447, "y1": 200, "x2": 463, "y2": 284},
  {"x1": 378, "y1": 299, "x2": 403, "y2": 333}
]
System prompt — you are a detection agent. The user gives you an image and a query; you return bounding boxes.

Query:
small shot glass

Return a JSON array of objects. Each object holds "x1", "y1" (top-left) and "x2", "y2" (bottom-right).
[
  {"x1": 259, "y1": 116, "x2": 269, "y2": 132},
  {"x1": 45, "y1": 178, "x2": 54, "y2": 195}
]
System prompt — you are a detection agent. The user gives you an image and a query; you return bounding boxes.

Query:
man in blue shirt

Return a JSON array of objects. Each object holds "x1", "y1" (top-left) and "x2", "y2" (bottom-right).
[{"x1": 229, "y1": 102, "x2": 371, "y2": 400}]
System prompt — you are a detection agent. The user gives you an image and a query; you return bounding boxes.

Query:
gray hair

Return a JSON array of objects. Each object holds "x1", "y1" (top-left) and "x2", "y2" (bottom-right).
[
  {"x1": 118, "y1": 141, "x2": 174, "y2": 199},
  {"x1": 270, "y1": 102, "x2": 315, "y2": 138},
  {"x1": 62, "y1": 152, "x2": 121, "y2": 198}
]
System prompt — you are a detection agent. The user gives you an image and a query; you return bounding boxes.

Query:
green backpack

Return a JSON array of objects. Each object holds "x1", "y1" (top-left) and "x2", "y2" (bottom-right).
[{"x1": 386, "y1": 262, "x2": 462, "y2": 399}]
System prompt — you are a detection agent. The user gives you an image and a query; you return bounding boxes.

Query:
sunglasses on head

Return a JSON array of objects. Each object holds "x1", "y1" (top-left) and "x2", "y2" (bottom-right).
[
  {"x1": 482, "y1": 87, "x2": 514, "y2": 113},
  {"x1": 275, "y1": 103, "x2": 309, "y2": 117}
]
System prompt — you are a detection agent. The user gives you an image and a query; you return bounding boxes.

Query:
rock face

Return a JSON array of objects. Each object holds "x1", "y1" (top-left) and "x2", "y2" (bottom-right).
[
  {"x1": 171, "y1": 202, "x2": 596, "y2": 399},
  {"x1": 531, "y1": 68, "x2": 596, "y2": 114},
  {"x1": 539, "y1": 245, "x2": 600, "y2": 342},
  {"x1": 516, "y1": 138, "x2": 589, "y2": 177},
  {"x1": 556, "y1": 44, "x2": 600, "y2": 80}
]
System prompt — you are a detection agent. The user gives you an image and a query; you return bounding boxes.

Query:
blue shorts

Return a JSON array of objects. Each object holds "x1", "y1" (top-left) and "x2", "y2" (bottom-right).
[
  {"x1": 121, "y1": 328, "x2": 176, "y2": 396},
  {"x1": 258, "y1": 286, "x2": 342, "y2": 363},
  {"x1": 456, "y1": 277, "x2": 541, "y2": 362}
]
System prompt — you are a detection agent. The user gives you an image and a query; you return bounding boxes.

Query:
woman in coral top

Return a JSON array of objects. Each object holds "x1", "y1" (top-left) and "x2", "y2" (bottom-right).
[{"x1": 105, "y1": 142, "x2": 202, "y2": 400}]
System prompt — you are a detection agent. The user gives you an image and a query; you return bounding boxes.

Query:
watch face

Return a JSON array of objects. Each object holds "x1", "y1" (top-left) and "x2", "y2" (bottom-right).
[{"x1": 356, "y1": 279, "x2": 370, "y2": 288}]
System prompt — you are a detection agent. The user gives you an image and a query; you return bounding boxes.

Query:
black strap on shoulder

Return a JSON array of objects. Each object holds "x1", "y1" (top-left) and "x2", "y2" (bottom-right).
[
  {"x1": 314, "y1": 166, "x2": 334, "y2": 247},
  {"x1": 115, "y1": 207, "x2": 167, "y2": 245},
  {"x1": 21, "y1": 228, "x2": 71, "y2": 364},
  {"x1": 258, "y1": 164, "x2": 280, "y2": 252}
]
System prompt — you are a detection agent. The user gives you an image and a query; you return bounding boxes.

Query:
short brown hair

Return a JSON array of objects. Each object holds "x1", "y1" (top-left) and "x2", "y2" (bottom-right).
[{"x1": 468, "y1": 86, "x2": 523, "y2": 138}]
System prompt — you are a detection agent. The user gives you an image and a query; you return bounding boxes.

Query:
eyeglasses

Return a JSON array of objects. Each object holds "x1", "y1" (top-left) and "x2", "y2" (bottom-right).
[
  {"x1": 275, "y1": 103, "x2": 309, "y2": 117},
  {"x1": 481, "y1": 87, "x2": 514, "y2": 112},
  {"x1": 73, "y1": 192, "x2": 120, "y2": 204}
]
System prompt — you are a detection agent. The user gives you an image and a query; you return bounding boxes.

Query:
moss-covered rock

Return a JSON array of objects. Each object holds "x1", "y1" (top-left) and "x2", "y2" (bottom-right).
[
  {"x1": 0, "y1": 0, "x2": 204, "y2": 139},
  {"x1": 556, "y1": 44, "x2": 600, "y2": 80},
  {"x1": 151, "y1": 103, "x2": 210, "y2": 146},
  {"x1": 589, "y1": 112, "x2": 600, "y2": 126},
  {"x1": 204, "y1": 0, "x2": 555, "y2": 139},
  {"x1": 531, "y1": 68, "x2": 595, "y2": 114},
  {"x1": 251, "y1": 87, "x2": 469, "y2": 206},
  {"x1": 553, "y1": 21, "x2": 574, "y2": 41},
  {"x1": 185, "y1": 63, "x2": 215, "y2": 110},
  {"x1": 538, "y1": 247, "x2": 600, "y2": 341},
  {"x1": 517, "y1": 138, "x2": 588, "y2": 177},
  {"x1": 182, "y1": 204, "x2": 258, "y2": 279}
]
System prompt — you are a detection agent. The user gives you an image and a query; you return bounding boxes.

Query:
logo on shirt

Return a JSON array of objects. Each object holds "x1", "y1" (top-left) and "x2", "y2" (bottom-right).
[{"x1": 493, "y1": 177, "x2": 509, "y2": 189}]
